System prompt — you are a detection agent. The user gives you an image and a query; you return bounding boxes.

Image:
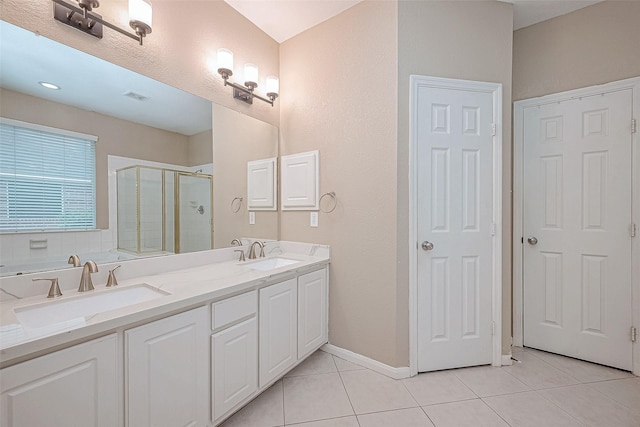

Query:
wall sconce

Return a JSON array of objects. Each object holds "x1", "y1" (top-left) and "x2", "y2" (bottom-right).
[
  {"x1": 52, "y1": 0, "x2": 152, "y2": 45},
  {"x1": 217, "y1": 48, "x2": 279, "y2": 107}
]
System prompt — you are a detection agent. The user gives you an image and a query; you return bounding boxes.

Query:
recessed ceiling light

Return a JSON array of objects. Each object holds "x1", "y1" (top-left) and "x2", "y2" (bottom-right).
[{"x1": 39, "y1": 81, "x2": 60, "y2": 90}]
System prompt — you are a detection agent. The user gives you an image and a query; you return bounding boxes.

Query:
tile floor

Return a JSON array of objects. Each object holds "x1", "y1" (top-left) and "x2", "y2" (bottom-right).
[{"x1": 221, "y1": 347, "x2": 639, "y2": 427}]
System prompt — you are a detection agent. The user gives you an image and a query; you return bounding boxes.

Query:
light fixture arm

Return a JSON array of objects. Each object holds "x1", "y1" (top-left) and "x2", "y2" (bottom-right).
[
  {"x1": 221, "y1": 74, "x2": 276, "y2": 107},
  {"x1": 52, "y1": 0, "x2": 147, "y2": 45}
]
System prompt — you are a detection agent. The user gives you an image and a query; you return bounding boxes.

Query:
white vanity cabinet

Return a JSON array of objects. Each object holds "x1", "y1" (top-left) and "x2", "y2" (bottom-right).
[
  {"x1": 259, "y1": 277, "x2": 298, "y2": 387},
  {"x1": 125, "y1": 306, "x2": 208, "y2": 427},
  {"x1": 211, "y1": 291, "x2": 258, "y2": 423},
  {"x1": 298, "y1": 269, "x2": 328, "y2": 358},
  {"x1": 0, "y1": 258, "x2": 329, "y2": 427},
  {"x1": 0, "y1": 334, "x2": 119, "y2": 427}
]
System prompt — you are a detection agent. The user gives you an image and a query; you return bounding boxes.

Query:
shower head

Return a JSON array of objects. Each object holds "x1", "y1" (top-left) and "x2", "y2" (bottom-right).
[{"x1": 194, "y1": 168, "x2": 203, "y2": 173}]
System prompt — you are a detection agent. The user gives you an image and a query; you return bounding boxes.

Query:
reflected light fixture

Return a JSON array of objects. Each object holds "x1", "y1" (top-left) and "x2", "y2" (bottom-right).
[
  {"x1": 217, "y1": 48, "x2": 279, "y2": 107},
  {"x1": 39, "y1": 82, "x2": 61, "y2": 90},
  {"x1": 52, "y1": 0, "x2": 152, "y2": 45}
]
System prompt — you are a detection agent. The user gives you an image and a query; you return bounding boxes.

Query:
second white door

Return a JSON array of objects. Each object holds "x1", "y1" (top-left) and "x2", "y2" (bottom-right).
[{"x1": 522, "y1": 89, "x2": 633, "y2": 370}]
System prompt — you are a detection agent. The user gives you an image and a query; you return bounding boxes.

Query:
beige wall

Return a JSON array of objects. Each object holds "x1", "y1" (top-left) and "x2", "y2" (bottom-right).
[
  {"x1": 280, "y1": 1, "x2": 400, "y2": 366},
  {"x1": 188, "y1": 130, "x2": 214, "y2": 167},
  {"x1": 0, "y1": 0, "x2": 279, "y2": 127},
  {"x1": 212, "y1": 104, "x2": 279, "y2": 249},
  {"x1": 0, "y1": 88, "x2": 190, "y2": 229},
  {"x1": 397, "y1": 1, "x2": 514, "y2": 357},
  {"x1": 513, "y1": 1, "x2": 640, "y2": 101},
  {"x1": 280, "y1": 0, "x2": 513, "y2": 367}
]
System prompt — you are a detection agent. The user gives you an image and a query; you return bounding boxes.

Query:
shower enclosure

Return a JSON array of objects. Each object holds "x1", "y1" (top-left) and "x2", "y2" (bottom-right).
[{"x1": 116, "y1": 165, "x2": 212, "y2": 255}]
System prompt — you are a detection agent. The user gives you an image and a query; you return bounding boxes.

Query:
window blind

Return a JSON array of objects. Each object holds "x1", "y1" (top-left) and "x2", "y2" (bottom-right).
[{"x1": 0, "y1": 120, "x2": 96, "y2": 232}]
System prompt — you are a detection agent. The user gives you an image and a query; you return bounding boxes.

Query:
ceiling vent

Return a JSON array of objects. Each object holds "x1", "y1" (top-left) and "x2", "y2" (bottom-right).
[{"x1": 123, "y1": 91, "x2": 149, "y2": 101}]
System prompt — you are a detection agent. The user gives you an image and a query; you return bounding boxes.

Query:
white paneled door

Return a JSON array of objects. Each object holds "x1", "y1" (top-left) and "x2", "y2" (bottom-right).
[
  {"x1": 416, "y1": 81, "x2": 498, "y2": 372},
  {"x1": 523, "y1": 89, "x2": 633, "y2": 370}
]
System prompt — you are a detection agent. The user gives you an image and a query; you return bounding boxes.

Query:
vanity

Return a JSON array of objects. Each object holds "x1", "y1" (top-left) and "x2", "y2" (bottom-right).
[{"x1": 0, "y1": 241, "x2": 329, "y2": 427}]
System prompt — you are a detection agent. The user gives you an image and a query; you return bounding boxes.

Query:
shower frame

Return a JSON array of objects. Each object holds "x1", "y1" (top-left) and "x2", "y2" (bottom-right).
[{"x1": 116, "y1": 165, "x2": 213, "y2": 255}]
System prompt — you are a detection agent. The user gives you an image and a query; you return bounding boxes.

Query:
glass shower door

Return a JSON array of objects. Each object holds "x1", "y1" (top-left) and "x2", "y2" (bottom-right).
[{"x1": 177, "y1": 173, "x2": 212, "y2": 253}]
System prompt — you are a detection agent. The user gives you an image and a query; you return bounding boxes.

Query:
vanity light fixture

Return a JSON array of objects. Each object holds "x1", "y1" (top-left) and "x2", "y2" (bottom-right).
[
  {"x1": 52, "y1": 0, "x2": 152, "y2": 45},
  {"x1": 216, "y1": 48, "x2": 279, "y2": 107}
]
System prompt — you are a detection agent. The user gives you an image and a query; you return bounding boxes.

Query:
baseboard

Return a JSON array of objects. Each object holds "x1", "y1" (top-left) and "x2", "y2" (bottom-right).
[
  {"x1": 321, "y1": 344, "x2": 411, "y2": 379},
  {"x1": 501, "y1": 354, "x2": 513, "y2": 366}
]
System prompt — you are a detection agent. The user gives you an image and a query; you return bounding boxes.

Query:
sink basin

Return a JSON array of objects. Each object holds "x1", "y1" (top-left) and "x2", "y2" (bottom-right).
[
  {"x1": 246, "y1": 257, "x2": 300, "y2": 271},
  {"x1": 14, "y1": 284, "x2": 170, "y2": 329}
]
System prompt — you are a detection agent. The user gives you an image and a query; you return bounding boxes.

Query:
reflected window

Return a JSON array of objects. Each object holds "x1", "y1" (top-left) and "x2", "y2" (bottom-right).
[{"x1": 0, "y1": 118, "x2": 96, "y2": 232}]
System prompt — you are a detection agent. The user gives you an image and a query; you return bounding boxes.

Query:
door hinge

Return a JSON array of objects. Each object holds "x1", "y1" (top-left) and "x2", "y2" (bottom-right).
[
  {"x1": 632, "y1": 118, "x2": 637, "y2": 134},
  {"x1": 491, "y1": 321, "x2": 496, "y2": 336},
  {"x1": 491, "y1": 223, "x2": 496, "y2": 236},
  {"x1": 632, "y1": 223, "x2": 637, "y2": 238},
  {"x1": 632, "y1": 326, "x2": 637, "y2": 343},
  {"x1": 491, "y1": 123, "x2": 496, "y2": 136}
]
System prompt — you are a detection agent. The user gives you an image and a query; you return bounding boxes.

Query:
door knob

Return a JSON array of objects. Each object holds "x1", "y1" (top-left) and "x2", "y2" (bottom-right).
[
  {"x1": 527, "y1": 236, "x2": 538, "y2": 245},
  {"x1": 421, "y1": 241, "x2": 434, "y2": 251}
]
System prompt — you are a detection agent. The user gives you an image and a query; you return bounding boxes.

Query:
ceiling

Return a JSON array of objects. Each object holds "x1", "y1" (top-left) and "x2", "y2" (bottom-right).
[
  {"x1": 0, "y1": 21, "x2": 212, "y2": 136},
  {"x1": 224, "y1": 0, "x2": 605, "y2": 43},
  {"x1": 0, "y1": 1, "x2": 604, "y2": 134}
]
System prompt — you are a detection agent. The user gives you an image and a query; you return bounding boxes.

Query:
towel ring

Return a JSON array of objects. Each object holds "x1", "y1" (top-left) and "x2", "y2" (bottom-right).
[
  {"x1": 319, "y1": 192, "x2": 337, "y2": 213},
  {"x1": 231, "y1": 197, "x2": 243, "y2": 213}
]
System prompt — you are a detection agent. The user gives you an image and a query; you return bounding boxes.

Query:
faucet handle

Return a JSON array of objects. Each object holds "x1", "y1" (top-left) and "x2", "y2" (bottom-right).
[
  {"x1": 68, "y1": 255, "x2": 81, "y2": 267},
  {"x1": 33, "y1": 278, "x2": 62, "y2": 298},
  {"x1": 106, "y1": 265, "x2": 121, "y2": 287},
  {"x1": 234, "y1": 249, "x2": 246, "y2": 262}
]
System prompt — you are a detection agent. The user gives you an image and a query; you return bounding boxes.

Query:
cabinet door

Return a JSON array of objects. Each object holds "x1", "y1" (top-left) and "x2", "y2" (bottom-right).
[
  {"x1": 1, "y1": 334, "x2": 119, "y2": 427},
  {"x1": 298, "y1": 269, "x2": 328, "y2": 358},
  {"x1": 280, "y1": 150, "x2": 319, "y2": 210},
  {"x1": 212, "y1": 317, "x2": 257, "y2": 422},
  {"x1": 259, "y1": 278, "x2": 297, "y2": 387},
  {"x1": 126, "y1": 307, "x2": 208, "y2": 427}
]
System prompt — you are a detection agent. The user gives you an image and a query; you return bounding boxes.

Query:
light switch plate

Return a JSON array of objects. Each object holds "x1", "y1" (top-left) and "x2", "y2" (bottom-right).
[
  {"x1": 249, "y1": 211, "x2": 255, "y2": 225},
  {"x1": 310, "y1": 212, "x2": 318, "y2": 227}
]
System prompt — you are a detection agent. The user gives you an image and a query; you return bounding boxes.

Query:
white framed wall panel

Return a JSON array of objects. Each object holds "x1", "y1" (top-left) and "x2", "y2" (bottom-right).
[
  {"x1": 280, "y1": 150, "x2": 319, "y2": 210},
  {"x1": 247, "y1": 157, "x2": 277, "y2": 210}
]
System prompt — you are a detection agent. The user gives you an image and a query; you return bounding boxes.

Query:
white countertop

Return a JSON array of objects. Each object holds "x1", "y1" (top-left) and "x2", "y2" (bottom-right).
[{"x1": 0, "y1": 241, "x2": 329, "y2": 367}]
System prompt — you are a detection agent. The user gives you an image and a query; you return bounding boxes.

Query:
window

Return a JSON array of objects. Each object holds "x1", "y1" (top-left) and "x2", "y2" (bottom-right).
[{"x1": 0, "y1": 118, "x2": 97, "y2": 232}]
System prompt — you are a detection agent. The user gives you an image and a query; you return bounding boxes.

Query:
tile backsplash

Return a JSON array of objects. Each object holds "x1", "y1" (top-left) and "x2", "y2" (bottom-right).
[{"x1": 0, "y1": 229, "x2": 116, "y2": 266}]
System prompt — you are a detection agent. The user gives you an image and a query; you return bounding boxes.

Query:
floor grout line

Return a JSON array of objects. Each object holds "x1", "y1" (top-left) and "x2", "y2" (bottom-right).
[
  {"x1": 281, "y1": 378, "x2": 286, "y2": 426},
  {"x1": 335, "y1": 359, "x2": 361, "y2": 427},
  {"x1": 530, "y1": 387, "x2": 589, "y2": 426}
]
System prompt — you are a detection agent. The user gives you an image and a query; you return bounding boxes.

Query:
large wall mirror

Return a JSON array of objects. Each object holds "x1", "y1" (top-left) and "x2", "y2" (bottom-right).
[{"x1": 0, "y1": 20, "x2": 279, "y2": 277}]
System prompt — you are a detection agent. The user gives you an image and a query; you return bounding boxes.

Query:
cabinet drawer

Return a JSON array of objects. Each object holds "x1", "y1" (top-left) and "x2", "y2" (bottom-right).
[{"x1": 212, "y1": 290, "x2": 257, "y2": 330}]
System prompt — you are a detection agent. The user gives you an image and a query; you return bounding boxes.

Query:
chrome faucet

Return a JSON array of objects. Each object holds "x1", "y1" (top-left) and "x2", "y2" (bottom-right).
[
  {"x1": 248, "y1": 241, "x2": 265, "y2": 259},
  {"x1": 68, "y1": 254, "x2": 81, "y2": 267},
  {"x1": 78, "y1": 260, "x2": 98, "y2": 292}
]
